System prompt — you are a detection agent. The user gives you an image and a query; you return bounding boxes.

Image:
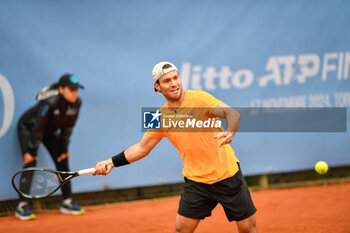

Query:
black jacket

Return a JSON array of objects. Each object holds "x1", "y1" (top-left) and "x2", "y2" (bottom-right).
[{"x1": 18, "y1": 93, "x2": 82, "y2": 155}]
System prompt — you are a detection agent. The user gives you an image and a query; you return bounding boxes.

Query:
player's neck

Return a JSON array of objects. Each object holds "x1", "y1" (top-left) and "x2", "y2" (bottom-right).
[{"x1": 166, "y1": 91, "x2": 185, "y2": 111}]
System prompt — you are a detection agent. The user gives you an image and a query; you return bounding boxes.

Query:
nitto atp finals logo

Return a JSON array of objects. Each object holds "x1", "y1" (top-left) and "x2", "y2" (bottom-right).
[{"x1": 143, "y1": 109, "x2": 161, "y2": 129}]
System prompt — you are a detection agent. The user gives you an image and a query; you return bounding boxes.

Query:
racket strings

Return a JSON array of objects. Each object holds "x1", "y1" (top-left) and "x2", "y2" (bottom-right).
[{"x1": 13, "y1": 170, "x2": 61, "y2": 198}]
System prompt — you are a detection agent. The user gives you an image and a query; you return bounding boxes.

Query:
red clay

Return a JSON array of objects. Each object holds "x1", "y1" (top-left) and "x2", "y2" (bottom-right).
[{"x1": 1, "y1": 182, "x2": 349, "y2": 233}]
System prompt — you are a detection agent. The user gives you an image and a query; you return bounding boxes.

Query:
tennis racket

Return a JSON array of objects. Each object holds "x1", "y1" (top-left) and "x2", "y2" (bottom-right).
[{"x1": 11, "y1": 166, "x2": 105, "y2": 199}]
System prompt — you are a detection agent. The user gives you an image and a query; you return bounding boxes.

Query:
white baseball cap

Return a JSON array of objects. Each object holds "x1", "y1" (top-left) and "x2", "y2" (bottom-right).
[{"x1": 152, "y1": 61, "x2": 178, "y2": 92}]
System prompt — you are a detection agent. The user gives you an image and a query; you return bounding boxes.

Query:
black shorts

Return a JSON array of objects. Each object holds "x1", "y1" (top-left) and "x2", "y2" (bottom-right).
[{"x1": 178, "y1": 163, "x2": 257, "y2": 222}]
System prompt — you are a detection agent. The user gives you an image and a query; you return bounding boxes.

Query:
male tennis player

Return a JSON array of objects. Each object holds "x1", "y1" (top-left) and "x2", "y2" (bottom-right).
[{"x1": 94, "y1": 61, "x2": 258, "y2": 233}]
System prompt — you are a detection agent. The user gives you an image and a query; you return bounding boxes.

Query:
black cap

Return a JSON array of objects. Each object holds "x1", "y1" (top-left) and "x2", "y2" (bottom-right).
[{"x1": 58, "y1": 74, "x2": 84, "y2": 89}]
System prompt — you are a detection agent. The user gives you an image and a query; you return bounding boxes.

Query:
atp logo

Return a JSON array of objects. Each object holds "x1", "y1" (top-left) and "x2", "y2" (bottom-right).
[{"x1": 143, "y1": 109, "x2": 161, "y2": 129}]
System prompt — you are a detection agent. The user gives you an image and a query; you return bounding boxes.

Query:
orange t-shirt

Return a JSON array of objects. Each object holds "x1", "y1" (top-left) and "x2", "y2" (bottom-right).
[{"x1": 145, "y1": 90, "x2": 239, "y2": 184}]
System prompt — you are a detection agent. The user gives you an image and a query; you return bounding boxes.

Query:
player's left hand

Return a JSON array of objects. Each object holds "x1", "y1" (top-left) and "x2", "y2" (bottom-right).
[
  {"x1": 57, "y1": 152, "x2": 70, "y2": 162},
  {"x1": 213, "y1": 131, "x2": 234, "y2": 147}
]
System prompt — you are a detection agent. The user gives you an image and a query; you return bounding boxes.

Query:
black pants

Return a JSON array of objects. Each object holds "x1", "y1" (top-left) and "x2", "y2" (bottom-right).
[{"x1": 18, "y1": 130, "x2": 72, "y2": 201}]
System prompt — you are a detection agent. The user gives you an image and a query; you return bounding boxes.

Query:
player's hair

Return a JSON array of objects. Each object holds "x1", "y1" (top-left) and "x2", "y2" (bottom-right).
[{"x1": 162, "y1": 63, "x2": 173, "y2": 71}]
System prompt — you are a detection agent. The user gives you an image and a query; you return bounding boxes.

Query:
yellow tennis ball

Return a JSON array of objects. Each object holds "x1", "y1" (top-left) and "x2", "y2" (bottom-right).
[{"x1": 315, "y1": 161, "x2": 328, "y2": 175}]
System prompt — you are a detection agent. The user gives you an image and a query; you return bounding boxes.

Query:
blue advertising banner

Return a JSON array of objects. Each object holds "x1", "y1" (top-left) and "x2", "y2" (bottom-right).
[{"x1": 0, "y1": 0, "x2": 349, "y2": 200}]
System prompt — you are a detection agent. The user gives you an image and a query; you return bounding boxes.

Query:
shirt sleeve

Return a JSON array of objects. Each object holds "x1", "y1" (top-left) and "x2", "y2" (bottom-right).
[{"x1": 196, "y1": 90, "x2": 222, "y2": 113}]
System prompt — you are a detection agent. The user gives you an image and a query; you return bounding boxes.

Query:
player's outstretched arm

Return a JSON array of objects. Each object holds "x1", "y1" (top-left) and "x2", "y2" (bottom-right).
[
  {"x1": 212, "y1": 102, "x2": 240, "y2": 147},
  {"x1": 93, "y1": 135, "x2": 162, "y2": 175}
]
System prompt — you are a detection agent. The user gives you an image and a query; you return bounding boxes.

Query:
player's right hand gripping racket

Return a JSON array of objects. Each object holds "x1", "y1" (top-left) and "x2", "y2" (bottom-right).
[{"x1": 12, "y1": 166, "x2": 103, "y2": 199}]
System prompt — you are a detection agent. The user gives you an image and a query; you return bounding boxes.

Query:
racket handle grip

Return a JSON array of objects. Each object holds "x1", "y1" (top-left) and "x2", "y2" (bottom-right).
[
  {"x1": 78, "y1": 165, "x2": 108, "y2": 176},
  {"x1": 78, "y1": 168, "x2": 95, "y2": 176}
]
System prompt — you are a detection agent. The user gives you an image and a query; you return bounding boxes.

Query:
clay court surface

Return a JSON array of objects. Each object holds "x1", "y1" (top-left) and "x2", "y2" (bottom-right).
[{"x1": 1, "y1": 182, "x2": 349, "y2": 233}]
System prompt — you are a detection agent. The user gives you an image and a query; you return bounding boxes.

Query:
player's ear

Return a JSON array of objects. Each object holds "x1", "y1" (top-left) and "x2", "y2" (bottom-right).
[{"x1": 154, "y1": 82, "x2": 161, "y2": 92}]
